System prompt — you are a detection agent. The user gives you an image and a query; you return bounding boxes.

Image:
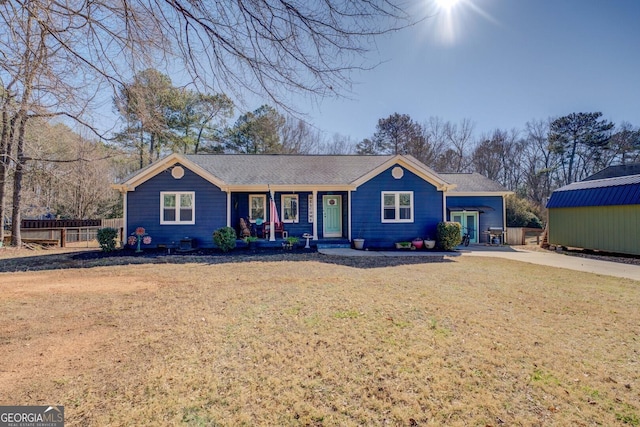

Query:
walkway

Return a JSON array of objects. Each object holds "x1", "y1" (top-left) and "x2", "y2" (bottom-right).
[{"x1": 318, "y1": 245, "x2": 640, "y2": 281}]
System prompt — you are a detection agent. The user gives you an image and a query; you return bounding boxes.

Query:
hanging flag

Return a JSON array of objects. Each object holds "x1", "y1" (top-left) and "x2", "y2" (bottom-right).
[{"x1": 269, "y1": 191, "x2": 280, "y2": 224}]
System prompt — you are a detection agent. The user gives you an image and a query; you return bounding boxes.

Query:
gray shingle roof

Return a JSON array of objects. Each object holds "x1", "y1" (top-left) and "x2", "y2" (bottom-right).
[
  {"x1": 437, "y1": 172, "x2": 510, "y2": 193},
  {"x1": 183, "y1": 154, "x2": 395, "y2": 185},
  {"x1": 119, "y1": 154, "x2": 509, "y2": 195},
  {"x1": 584, "y1": 163, "x2": 640, "y2": 180}
]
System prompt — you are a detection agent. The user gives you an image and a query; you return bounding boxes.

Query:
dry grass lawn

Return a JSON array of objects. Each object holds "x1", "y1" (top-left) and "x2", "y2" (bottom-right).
[{"x1": 0, "y1": 250, "x2": 638, "y2": 426}]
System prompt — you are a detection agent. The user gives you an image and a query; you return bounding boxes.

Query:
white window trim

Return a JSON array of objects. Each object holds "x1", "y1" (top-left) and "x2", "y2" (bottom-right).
[
  {"x1": 281, "y1": 194, "x2": 299, "y2": 223},
  {"x1": 248, "y1": 194, "x2": 267, "y2": 223},
  {"x1": 381, "y1": 191, "x2": 414, "y2": 223},
  {"x1": 160, "y1": 191, "x2": 195, "y2": 225}
]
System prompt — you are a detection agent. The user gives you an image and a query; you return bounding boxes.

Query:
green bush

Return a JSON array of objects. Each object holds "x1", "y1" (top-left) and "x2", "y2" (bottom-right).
[
  {"x1": 437, "y1": 221, "x2": 462, "y2": 250},
  {"x1": 506, "y1": 195, "x2": 543, "y2": 228},
  {"x1": 213, "y1": 226, "x2": 237, "y2": 252},
  {"x1": 97, "y1": 227, "x2": 118, "y2": 252}
]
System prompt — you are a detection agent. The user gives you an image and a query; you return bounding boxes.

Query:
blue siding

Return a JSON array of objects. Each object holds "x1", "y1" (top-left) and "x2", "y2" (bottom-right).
[
  {"x1": 127, "y1": 164, "x2": 227, "y2": 248},
  {"x1": 230, "y1": 192, "x2": 317, "y2": 238},
  {"x1": 352, "y1": 165, "x2": 443, "y2": 248},
  {"x1": 125, "y1": 160, "x2": 506, "y2": 249},
  {"x1": 284, "y1": 191, "x2": 317, "y2": 237},
  {"x1": 446, "y1": 195, "x2": 504, "y2": 237}
]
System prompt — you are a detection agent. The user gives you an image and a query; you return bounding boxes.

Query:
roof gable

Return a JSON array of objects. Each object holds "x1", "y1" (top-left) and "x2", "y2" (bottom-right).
[
  {"x1": 114, "y1": 153, "x2": 229, "y2": 191},
  {"x1": 350, "y1": 155, "x2": 453, "y2": 190}
]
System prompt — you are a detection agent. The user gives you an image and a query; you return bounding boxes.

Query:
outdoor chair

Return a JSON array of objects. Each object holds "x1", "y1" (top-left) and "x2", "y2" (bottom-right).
[
  {"x1": 263, "y1": 221, "x2": 287, "y2": 238},
  {"x1": 239, "y1": 218, "x2": 252, "y2": 238}
]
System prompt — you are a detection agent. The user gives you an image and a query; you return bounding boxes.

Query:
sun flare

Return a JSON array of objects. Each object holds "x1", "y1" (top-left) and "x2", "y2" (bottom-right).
[
  {"x1": 435, "y1": 0, "x2": 461, "y2": 12},
  {"x1": 421, "y1": 0, "x2": 497, "y2": 46}
]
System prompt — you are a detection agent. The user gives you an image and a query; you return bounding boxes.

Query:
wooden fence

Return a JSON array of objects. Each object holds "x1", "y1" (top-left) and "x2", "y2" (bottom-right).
[
  {"x1": 12, "y1": 219, "x2": 124, "y2": 247},
  {"x1": 506, "y1": 227, "x2": 545, "y2": 245}
]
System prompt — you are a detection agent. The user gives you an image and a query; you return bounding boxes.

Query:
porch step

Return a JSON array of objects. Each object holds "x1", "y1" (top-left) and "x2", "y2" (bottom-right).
[
  {"x1": 540, "y1": 226, "x2": 550, "y2": 249},
  {"x1": 316, "y1": 242, "x2": 351, "y2": 249}
]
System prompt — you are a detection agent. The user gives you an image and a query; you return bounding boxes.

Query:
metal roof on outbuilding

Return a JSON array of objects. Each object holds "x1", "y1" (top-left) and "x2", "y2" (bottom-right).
[{"x1": 546, "y1": 174, "x2": 640, "y2": 208}]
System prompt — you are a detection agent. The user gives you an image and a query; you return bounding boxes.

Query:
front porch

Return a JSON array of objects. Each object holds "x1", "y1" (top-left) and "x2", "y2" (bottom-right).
[{"x1": 238, "y1": 236, "x2": 350, "y2": 250}]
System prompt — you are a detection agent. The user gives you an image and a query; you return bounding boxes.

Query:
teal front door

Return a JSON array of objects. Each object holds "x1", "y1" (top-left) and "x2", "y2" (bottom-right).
[
  {"x1": 322, "y1": 195, "x2": 342, "y2": 237},
  {"x1": 451, "y1": 211, "x2": 479, "y2": 244}
]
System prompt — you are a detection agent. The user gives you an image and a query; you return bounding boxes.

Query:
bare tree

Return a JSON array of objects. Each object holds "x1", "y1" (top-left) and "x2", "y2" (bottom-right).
[
  {"x1": 3, "y1": 1, "x2": 411, "y2": 106},
  {"x1": 1, "y1": 0, "x2": 413, "y2": 245},
  {"x1": 522, "y1": 119, "x2": 555, "y2": 207},
  {"x1": 472, "y1": 128, "x2": 523, "y2": 190},
  {"x1": 23, "y1": 121, "x2": 121, "y2": 219},
  {"x1": 320, "y1": 134, "x2": 356, "y2": 155},
  {"x1": 439, "y1": 118, "x2": 475, "y2": 172},
  {"x1": 421, "y1": 117, "x2": 454, "y2": 171},
  {"x1": 280, "y1": 117, "x2": 322, "y2": 154}
]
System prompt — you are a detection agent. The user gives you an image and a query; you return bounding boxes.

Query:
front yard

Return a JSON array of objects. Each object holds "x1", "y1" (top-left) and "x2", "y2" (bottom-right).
[{"x1": 0, "y1": 250, "x2": 638, "y2": 425}]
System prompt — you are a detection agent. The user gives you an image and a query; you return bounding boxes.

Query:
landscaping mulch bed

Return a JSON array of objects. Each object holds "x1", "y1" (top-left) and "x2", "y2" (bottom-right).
[{"x1": 0, "y1": 246, "x2": 447, "y2": 273}]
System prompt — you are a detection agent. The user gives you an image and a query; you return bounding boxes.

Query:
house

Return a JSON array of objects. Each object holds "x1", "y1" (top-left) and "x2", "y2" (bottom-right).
[
  {"x1": 112, "y1": 154, "x2": 511, "y2": 249},
  {"x1": 439, "y1": 173, "x2": 511, "y2": 244},
  {"x1": 546, "y1": 165, "x2": 640, "y2": 256}
]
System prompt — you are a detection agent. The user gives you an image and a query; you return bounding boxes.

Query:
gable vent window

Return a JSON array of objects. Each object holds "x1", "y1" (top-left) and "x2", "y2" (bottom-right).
[{"x1": 171, "y1": 166, "x2": 185, "y2": 179}]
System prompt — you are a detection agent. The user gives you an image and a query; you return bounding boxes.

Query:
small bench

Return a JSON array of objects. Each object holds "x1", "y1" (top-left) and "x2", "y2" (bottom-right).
[{"x1": 22, "y1": 238, "x2": 60, "y2": 246}]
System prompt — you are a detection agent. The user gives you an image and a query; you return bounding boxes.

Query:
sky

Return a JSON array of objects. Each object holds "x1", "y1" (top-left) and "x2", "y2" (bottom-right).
[{"x1": 293, "y1": 0, "x2": 640, "y2": 143}]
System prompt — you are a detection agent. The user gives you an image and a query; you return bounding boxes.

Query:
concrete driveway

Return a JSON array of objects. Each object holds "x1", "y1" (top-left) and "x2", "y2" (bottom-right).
[
  {"x1": 318, "y1": 245, "x2": 640, "y2": 281},
  {"x1": 459, "y1": 245, "x2": 640, "y2": 281}
]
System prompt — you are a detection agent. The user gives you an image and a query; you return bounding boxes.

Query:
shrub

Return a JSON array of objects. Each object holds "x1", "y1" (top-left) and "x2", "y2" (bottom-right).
[
  {"x1": 213, "y1": 226, "x2": 237, "y2": 252},
  {"x1": 437, "y1": 221, "x2": 462, "y2": 250},
  {"x1": 97, "y1": 227, "x2": 118, "y2": 252},
  {"x1": 506, "y1": 195, "x2": 544, "y2": 228}
]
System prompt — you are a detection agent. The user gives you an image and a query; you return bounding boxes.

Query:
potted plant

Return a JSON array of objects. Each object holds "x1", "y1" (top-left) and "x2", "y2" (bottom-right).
[
  {"x1": 424, "y1": 236, "x2": 436, "y2": 249},
  {"x1": 412, "y1": 237, "x2": 424, "y2": 249},
  {"x1": 395, "y1": 241, "x2": 412, "y2": 250},
  {"x1": 282, "y1": 236, "x2": 299, "y2": 250},
  {"x1": 243, "y1": 235, "x2": 258, "y2": 250},
  {"x1": 353, "y1": 224, "x2": 366, "y2": 250}
]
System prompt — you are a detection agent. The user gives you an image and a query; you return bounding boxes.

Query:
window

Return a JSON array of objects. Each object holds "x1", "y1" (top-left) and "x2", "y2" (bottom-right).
[
  {"x1": 161, "y1": 192, "x2": 195, "y2": 224},
  {"x1": 282, "y1": 194, "x2": 299, "y2": 223},
  {"x1": 381, "y1": 191, "x2": 413, "y2": 223},
  {"x1": 249, "y1": 194, "x2": 266, "y2": 223}
]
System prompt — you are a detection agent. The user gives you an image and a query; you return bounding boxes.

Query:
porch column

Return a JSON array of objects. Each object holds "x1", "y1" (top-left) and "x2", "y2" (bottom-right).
[
  {"x1": 122, "y1": 190, "x2": 128, "y2": 247},
  {"x1": 347, "y1": 190, "x2": 352, "y2": 241},
  {"x1": 502, "y1": 195, "x2": 508, "y2": 230},
  {"x1": 442, "y1": 192, "x2": 447, "y2": 221},
  {"x1": 269, "y1": 189, "x2": 276, "y2": 241},
  {"x1": 226, "y1": 191, "x2": 231, "y2": 227},
  {"x1": 312, "y1": 190, "x2": 318, "y2": 240}
]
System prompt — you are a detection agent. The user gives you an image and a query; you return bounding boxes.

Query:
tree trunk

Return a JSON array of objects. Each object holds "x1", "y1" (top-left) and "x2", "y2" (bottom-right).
[
  {"x1": 0, "y1": 108, "x2": 14, "y2": 245},
  {"x1": 10, "y1": 114, "x2": 27, "y2": 247}
]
